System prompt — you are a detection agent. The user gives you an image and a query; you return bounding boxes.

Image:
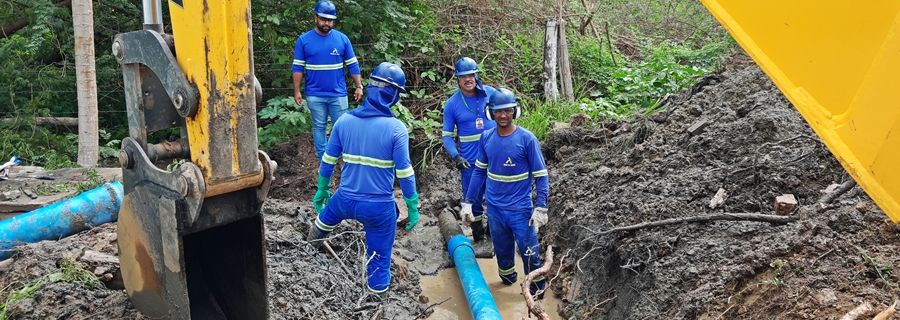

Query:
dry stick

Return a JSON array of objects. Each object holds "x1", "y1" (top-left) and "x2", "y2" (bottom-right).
[
  {"x1": 873, "y1": 300, "x2": 898, "y2": 320},
  {"x1": 416, "y1": 297, "x2": 452, "y2": 319},
  {"x1": 323, "y1": 241, "x2": 350, "y2": 275},
  {"x1": 522, "y1": 245, "x2": 554, "y2": 320},
  {"x1": 840, "y1": 301, "x2": 873, "y2": 320},
  {"x1": 818, "y1": 179, "x2": 857, "y2": 205},
  {"x1": 370, "y1": 307, "x2": 383, "y2": 320},
  {"x1": 576, "y1": 213, "x2": 797, "y2": 272},
  {"x1": 590, "y1": 213, "x2": 797, "y2": 236}
]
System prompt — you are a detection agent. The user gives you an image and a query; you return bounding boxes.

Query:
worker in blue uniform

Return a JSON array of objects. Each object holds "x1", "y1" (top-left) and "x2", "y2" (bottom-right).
[
  {"x1": 292, "y1": 0, "x2": 363, "y2": 160},
  {"x1": 306, "y1": 62, "x2": 419, "y2": 295},
  {"x1": 461, "y1": 88, "x2": 550, "y2": 296},
  {"x1": 442, "y1": 57, "x2": 495, "y2": 246}
]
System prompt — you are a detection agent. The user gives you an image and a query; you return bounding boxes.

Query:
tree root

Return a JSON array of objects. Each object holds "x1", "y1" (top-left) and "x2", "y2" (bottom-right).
[{"x1": 522, "y1": 245, "x2": 554, "y2": 320}]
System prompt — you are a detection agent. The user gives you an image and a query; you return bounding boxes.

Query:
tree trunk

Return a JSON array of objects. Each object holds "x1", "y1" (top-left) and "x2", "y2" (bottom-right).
[
  {"x1": 73, "y1": 0, "x2": 98, "y2": 167},
  {"x1": 543, "y1": 20, "x2": 559, "y2": 101},
  {"x1": 558, "y1": 19, "x2": 574, "y2": 102}
]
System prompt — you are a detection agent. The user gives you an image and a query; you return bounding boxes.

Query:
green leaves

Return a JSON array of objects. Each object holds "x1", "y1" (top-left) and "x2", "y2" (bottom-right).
[{"x1": 257, "y1": 96, "x2": 312, "y2": 149}]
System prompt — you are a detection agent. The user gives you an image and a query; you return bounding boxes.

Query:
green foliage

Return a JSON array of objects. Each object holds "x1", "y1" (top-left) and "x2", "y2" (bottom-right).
[
  {"x1": 0, "y1": 121, "x2": 77, "y2": 169},
  {"x1": 392, "y1": 103, "x2": 442, "y2": 140},
  {"x1": 32, "y1": 168, "x2": 106, "y2": 196},
  {"x1": 604, "y1": 41, "x2": 725, "y2": 110},
  {"x1": 0, "y1": 259, "x2": 102, "y2": 320},
  {"x1": 862, "y1": 252, "x2": 893, "y2": 281},
  {"x1": 762, "y1": 258, "x2": 787, "y2": 287},
  {"x1": 257, "y1": 96, "x2": 312, "y2": 148}
]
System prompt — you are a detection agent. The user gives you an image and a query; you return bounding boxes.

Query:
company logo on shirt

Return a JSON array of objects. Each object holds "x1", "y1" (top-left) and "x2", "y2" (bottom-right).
[
  {"x1": 330, "y1": 48, "x2": 340, "y2": 56},
  {"x1": 503, "y1": 157, "x2": 516, "y2": 167}
]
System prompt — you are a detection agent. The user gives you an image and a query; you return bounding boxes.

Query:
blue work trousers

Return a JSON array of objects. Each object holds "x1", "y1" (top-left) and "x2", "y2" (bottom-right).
[
  {"x1": 461, "y1": 166, "x2": 485, "y2": 219},
  {"x1": 307, "y1": 95, "x2": 348, "y2": 160},
  {"x1": 486, "y1": 204, "x2": 545, "y2": 294},
  {"x1": 315, "y1": 191, "x2": 397, "y2": 292}
]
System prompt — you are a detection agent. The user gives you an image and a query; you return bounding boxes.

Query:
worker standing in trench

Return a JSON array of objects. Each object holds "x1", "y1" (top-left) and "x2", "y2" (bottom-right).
[
  {"x1": 306, "y1": 62, "x2": 420, "y2": 298},
  {"x1": 442, "y1": 57, "x2": 496, "y2": 253},
  {"x1": 461, "y1": 88, "x2": 550, "y2": 297}
]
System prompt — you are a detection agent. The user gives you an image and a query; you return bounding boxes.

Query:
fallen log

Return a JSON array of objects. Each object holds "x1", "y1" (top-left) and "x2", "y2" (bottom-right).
[{"x1": 0, "y1": 117, "x2": 78, "y2": 127}]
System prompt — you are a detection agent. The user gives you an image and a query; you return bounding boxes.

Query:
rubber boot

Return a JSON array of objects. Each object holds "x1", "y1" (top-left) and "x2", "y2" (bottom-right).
[
  {"x1": 471, "y1": 220, "x2": 485, "y2": 242},
  {"x1": 306, "y1": 223, "x2": 328, "y2": 251},
  {"x1": 471, "y1": 220, "x2": 494, "y2": 258}
]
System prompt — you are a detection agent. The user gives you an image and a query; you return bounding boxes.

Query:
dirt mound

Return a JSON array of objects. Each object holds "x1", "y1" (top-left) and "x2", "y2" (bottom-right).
[
  {"x1": 266, "y1": 133, "x2": 319, "y2": 201},
  {"x1": 0, "y1": 199, "x2": 435, "y2": 319},
  {"x1": 544, "y1": 63, "x2": 900, "y2": 319}
]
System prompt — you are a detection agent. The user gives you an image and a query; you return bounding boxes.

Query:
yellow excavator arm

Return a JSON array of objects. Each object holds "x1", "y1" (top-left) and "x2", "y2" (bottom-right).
[
  {"x1": 700, "y1": 1, "x2": 900, "y2": 222},
  {"x1": 113, "y1": 0, "x2": 275, "y2": 318}
]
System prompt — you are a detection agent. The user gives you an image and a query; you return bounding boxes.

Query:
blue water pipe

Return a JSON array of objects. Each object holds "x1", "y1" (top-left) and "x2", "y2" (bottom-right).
[
  {"x1": 447, "y1": 234, "x2": 502, "y2": 320},
  {"x1": 0, "y1": 181, "x2": 123, "y2": 260}
]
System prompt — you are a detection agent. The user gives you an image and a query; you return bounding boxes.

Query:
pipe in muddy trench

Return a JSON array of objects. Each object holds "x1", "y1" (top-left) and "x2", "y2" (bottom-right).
[
  {"x1": 437, "y1": 209, "x2": 502, "y2": 320},
  {"x1": 0, "y1": 181, "x2": 123, "y2": 260}
]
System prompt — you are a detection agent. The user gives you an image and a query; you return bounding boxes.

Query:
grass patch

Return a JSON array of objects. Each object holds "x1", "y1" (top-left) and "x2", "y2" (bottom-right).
[{"x1": 0, "y1": 259, "x2": 103, "y2": 320}]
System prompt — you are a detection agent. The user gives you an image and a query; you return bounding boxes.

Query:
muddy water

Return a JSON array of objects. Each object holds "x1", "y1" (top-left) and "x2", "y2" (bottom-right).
[{"x1": 421, "y1": 255, "x2": 562, "y2": 319}]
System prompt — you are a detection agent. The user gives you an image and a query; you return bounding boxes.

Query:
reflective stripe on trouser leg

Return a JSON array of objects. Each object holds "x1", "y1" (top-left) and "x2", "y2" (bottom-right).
[
  {"x1": 487, "y1": 204, "x2": 518, "y2": 284},
  {"x1": 511, "y1": 207, "x2": 543, "y2": 294},
  {"x1": 316, "y1": 192, "x2": 347, "y2": 234},
  {"x1": 358, "y1": 199, "x2": 398, "y2": 293},
  {"x1": 318, "y1": 191, "x2": 398, "y2": 292}
]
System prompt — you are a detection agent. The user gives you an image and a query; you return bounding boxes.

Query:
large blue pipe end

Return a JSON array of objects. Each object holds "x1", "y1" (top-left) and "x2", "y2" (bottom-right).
[
  {"x1": 448, "y1": 234, "x2": 502, "y2": 320},
  {"x1": 0, "y1": 181, "x2": 124, "y2": 260}
]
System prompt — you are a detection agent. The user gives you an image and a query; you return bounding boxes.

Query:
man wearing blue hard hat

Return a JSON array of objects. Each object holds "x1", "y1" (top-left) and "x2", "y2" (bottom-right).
[
  {"x1": 292, "y1": 0, "x2": 364, "y2": 160},
  {"x1": 441, "y1": 57, "x2": 496, "y2": 251},
  {"x1": 461, "y1": 88, "x2": 550, "y2": 298},
  {"x1": 307, "y1": 62, "x2": 420, "y2": 297}
]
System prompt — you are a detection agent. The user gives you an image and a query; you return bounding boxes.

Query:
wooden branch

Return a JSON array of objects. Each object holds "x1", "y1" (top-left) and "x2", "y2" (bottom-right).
[
  {"x1": 818, "y1": 179, "x2": 857, "y2": 205},
  {"x1": 0, "y1": 117, "x2": 78, "y2": 127},
  {"x1": 604, "y1": 21, "x2": 617, "y2": 65},
  {"x1": 0, "y1": 0, "x2": 71, "y2": 39},
  {"x1": 522, "y1": 245, "x2": 553, "y2": 320},
  {"x1": 593, "y1": 213, "x2": 798, "y2": 236}
]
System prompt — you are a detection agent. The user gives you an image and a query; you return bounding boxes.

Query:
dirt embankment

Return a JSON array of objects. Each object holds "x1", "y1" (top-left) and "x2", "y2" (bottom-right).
[{"x1": 543, "y1": 61, "x2": 899, "y2": 319}]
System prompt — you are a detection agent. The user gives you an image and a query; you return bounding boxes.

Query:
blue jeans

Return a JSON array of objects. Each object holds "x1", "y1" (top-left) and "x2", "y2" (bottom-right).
[{"x1": 306, "y1": 96, "x2": 348, "y2": 160}]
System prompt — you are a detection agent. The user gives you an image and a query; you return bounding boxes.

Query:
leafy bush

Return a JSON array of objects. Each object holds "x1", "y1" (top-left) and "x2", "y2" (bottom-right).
[{"x1": 257, "y1": 97, "x2": 312, "y2": 148}]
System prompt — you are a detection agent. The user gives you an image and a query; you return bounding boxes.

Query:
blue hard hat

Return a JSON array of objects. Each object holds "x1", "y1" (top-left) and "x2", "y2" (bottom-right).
[
  {"x1": 488, "y1": 88, "x2": 517, "y2": 110},
  {"x1": 370, "y1": 62, "x2": 406, "y2": 92},
  {"x1": 454, "y1": 57, "x2": 479, "y2": 77},
  {"x1": 485, "y1": 88, "x2": 520, "y2": 120},
  {"x1": 314, "y1": 1, "x2": 337, "y2": 20}
]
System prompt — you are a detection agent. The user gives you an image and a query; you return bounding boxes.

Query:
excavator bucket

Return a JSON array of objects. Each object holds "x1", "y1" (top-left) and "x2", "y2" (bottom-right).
[
  {"x1": 700, "y1": 1, "x2": 900, "y2": 222},
  {"x1": 114, "y1": 0, "x2": 275, "y2": 318}
]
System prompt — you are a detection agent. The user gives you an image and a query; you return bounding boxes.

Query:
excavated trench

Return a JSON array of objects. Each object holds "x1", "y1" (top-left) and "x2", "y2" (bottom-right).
[{"x1": 0, "y1": 59, "x2": 898, "y2": 319}]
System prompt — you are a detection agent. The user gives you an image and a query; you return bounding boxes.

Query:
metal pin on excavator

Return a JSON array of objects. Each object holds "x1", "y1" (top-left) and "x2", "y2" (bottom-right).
[{"x1": 113, "y1": 0, "x2": 274, "y2": 318}]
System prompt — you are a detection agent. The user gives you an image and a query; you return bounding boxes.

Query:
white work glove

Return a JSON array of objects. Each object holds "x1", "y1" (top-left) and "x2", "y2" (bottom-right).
[
  {"x1": 460, "y1": 202, "x2": 475, "y2": 223},
  {"x1": 530, "y1": 207, "x2": 548, "y2": 233}
]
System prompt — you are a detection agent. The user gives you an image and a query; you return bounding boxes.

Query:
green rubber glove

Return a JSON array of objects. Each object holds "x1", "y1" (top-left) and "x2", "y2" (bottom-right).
[
  {"x1": 312, "y1": 175, "x2": 331, "y2": 213},
  {"x1": 404, "y1": 193, "x2": 420, "y2": 231}
]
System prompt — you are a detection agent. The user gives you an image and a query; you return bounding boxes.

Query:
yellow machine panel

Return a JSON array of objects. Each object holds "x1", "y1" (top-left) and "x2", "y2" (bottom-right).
[
  {"x1": 700, "y1": 1, "x2": 900, "y2": 222},
  {"x1": 168, "y1": 0, "x2": 262, "y2": 196}
]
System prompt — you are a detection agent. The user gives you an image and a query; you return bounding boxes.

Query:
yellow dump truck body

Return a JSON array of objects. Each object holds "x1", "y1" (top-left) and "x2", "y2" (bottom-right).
[{"x1": 700, "y1": 1, "x2": 900, "y2": 222}]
